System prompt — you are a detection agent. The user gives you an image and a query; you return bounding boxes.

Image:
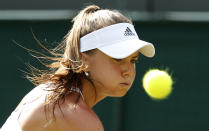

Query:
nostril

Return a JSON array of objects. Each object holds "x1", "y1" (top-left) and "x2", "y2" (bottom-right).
[{"x1": 122, "y1": 70, "x2": 130, "y2": 78}]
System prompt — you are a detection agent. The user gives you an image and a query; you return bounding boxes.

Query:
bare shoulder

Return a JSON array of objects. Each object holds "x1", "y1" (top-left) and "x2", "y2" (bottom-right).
[
  {"x1": 52, "y1": 93, "x2": 104, "y2": 131},
  {"x1": 17, "y1": 84, "x2": 104, "y2": 131}
]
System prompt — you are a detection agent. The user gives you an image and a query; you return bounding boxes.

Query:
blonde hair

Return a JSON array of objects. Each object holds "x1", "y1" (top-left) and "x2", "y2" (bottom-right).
[{"x1": 27, "y1": 5, "x2": 132, "y2": 118}]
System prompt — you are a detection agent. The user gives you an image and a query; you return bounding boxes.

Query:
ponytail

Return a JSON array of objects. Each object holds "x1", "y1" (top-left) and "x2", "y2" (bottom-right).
[{"x1": 28, "y1": 4, "x2": 132, "y2": 121}]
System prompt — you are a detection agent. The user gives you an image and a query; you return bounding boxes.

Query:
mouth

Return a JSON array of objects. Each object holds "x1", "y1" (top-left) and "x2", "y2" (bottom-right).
[{"x1": 120, "y1": 83, "x2": 130, "y2": 86}]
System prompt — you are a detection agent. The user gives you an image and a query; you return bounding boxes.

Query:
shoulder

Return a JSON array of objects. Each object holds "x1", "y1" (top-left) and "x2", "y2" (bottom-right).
[
  {"x1": 51, "y1": 93, "x2": 104, "y2": 131},
  {"x1": 18, "y1": 84, "x2": 103, "y2": 131},
  {"x1": 17, "y1": 84, "x2": 53, "y2": 130}
]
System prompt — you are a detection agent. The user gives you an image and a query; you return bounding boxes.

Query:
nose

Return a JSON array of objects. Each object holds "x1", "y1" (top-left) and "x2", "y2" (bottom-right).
[{"x1": 121, "y1": 62, "x2": 135, "y2": 78}]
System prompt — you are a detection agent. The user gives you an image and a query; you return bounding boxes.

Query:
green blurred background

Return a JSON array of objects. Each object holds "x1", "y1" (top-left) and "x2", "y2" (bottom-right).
[{"x1": 1, "y1": 1, "x2": 209, "y2": 131}]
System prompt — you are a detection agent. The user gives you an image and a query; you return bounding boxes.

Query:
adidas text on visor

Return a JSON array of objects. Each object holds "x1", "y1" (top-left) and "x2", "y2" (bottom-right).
[{"x1": 80, "y1": 23, "x2": 155, "y2": 59}]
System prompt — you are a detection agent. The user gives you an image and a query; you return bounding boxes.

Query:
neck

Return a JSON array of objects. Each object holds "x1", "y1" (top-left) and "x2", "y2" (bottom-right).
[{"x1": 81, "y1": 78, "x2": 106, "y2": 108}]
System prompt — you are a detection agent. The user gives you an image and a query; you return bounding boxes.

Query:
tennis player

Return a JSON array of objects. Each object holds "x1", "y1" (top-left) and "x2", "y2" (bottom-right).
[{"x1": 1, "y1": 5, "x2": 155, "y2": 131}]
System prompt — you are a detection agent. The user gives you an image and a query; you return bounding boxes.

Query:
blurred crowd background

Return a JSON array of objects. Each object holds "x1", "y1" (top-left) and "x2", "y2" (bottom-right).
[{"x1": 0, "y1": 0, "x2": 209, "y2": 130}]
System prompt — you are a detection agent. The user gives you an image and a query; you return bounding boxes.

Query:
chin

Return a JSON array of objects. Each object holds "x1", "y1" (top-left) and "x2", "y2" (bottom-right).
[
  {"x1": 112, "y1": 93, "x2": 127, "y2": 97},
  {"x1": 111, "y1": 89, "x2": 129, "y2": 97}
]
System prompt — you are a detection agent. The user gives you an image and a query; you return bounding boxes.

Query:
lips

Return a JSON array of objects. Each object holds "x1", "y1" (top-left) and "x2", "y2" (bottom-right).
[{"x1": 120, "y1": 83, "x2": 130, "y2": 86}]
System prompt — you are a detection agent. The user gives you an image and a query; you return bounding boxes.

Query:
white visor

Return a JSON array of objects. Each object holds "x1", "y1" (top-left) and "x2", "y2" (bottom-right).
[{"x1": 80, "y1": 23, "x2": 155, "y2": 59}]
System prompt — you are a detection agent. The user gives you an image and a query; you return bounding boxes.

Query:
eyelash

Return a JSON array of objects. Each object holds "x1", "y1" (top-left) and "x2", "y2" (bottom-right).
[
  {"x1": 131, "y1": 59, "x2": 138, "y2": 63},
  {"x1": 113, "y1": 59, "x2": 138, "y2": 63}
]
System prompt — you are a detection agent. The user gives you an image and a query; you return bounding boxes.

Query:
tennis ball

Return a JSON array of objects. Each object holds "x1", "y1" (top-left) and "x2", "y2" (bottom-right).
[{"x1": 142, "y1": 69, "x2": 173, "y2": 100}]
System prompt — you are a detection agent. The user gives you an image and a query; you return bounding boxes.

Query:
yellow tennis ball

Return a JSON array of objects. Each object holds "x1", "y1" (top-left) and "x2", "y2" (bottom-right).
[{"x1": 142, "y1": 69, "x2": 173, "y2": 100}]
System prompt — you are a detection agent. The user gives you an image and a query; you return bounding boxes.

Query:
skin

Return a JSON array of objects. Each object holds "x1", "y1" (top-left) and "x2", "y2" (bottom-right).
[
  {"x1": 16, "y1": 50, "x2": 139, "y2": 131},
  {"x1": 82, "y1": 50, "x2": 139, "y2": 107}
]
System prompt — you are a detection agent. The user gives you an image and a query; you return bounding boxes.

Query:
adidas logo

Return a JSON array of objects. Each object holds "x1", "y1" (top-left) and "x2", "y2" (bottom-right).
[{"x1": 124, "y1": 27, "x2": 135, "y2": 36}]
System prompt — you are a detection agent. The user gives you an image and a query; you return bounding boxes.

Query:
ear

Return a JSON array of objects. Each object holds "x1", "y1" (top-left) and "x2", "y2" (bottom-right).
[
  {"x1": 81, "y1": 53, "x2": 89, "y2": 63},
  {"x1": 81, "y1": 53, "x2": 90, "y2": 71}
]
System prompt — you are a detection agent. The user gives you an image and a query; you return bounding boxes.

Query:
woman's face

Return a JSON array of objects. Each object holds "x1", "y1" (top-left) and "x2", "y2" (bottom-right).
[{"x1": 85, "y1": 50, "x2": 139, "y2": 97}]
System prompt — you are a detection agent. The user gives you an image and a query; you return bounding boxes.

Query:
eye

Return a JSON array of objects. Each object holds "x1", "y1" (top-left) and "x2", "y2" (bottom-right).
[
  {"x1": 112, "y1": 58, "x2": 138, "y2": 63},
  {"x1": 113, "y1": 58, "x2": 123, "y2": 62},
  {"x1": 131, "y1": 59, "x2": 138, "y2": 63}
]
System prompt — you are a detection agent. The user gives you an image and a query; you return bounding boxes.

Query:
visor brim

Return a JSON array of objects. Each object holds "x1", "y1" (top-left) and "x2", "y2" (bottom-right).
[{"x1": 98, "y1": 39, "x2": 155, "y2": 59}]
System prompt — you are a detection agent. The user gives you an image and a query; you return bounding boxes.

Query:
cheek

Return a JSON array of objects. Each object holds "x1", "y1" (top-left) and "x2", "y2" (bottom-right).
[
  {"x1": 89, "y1": 60, "x2": 121, "y2": 83},
  {"x1": 102, "y1": 63, "x2": 120, "y2": 78},
  {"x1": 110, "y1": 64, "x2": 121, "y2": 75}
]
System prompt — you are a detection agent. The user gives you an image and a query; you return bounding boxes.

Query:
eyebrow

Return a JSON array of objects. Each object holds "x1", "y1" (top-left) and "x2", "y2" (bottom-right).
[
  {"x1": 132, "y1": 55, "x2": 139, "y2": 58},
  {"x1": 113, "y1": 54, "x2": 139, "y2": 61}
]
